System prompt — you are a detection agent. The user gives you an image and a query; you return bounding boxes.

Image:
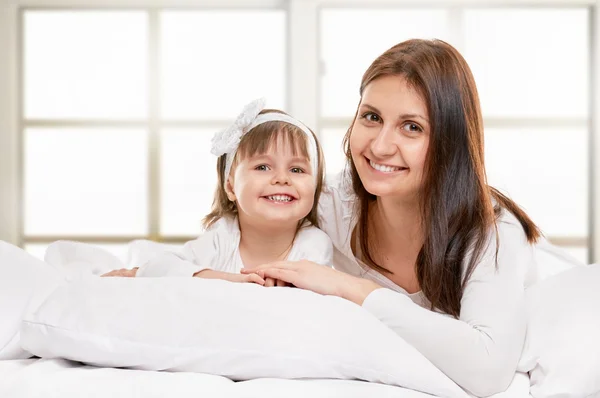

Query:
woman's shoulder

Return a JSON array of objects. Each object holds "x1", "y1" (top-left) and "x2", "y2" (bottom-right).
[
  {"x1": 318, "y1": 171, "x2": 357, "y2": 245},
  {"x1": 479, "y1": 207, "x2": 531, "y2": 260},
  {"x1": 319, "y1": 171, "x2": 355, "y2": 213}
]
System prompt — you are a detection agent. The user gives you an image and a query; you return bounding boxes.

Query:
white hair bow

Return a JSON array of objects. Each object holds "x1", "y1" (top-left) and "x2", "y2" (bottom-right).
[{"x1": 210, "y1": 98, "x2": 266, "y2": 157}]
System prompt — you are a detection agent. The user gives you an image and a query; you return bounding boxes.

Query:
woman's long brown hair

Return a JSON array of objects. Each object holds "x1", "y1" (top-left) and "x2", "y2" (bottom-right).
[{"x1": 344, "y1": 39, "x2": 541, "y2": 318}]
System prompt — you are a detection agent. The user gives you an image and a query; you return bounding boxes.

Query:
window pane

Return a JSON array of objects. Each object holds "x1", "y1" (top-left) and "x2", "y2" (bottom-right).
[
  {"x1": 24, "y1": 11, "x2": 148, "y2": 119},
  {"x1": 464, "y1": 8, "x2": 589, "y2": 118},
  {"x1": 484, "y1": 127, "x2": 588, "y2": 237},
  {"x1": 320, "y1": 128, "x2": 349, "y2": 177},
  {"x1": 160, "y1": 128, "x2": 220, "y2": 236},
  {"x1": 24, "y1": 243, "x2": 130, "y2": 263},
  {"x1": 24, "y1": 128, "x2": 148, "y2": 236},
  {"x1": 320, "y1": 9, "x2": 451, "y2": 118},
  {"x1": 161, "y1": 11, "x2": 286, "y2": 120}
]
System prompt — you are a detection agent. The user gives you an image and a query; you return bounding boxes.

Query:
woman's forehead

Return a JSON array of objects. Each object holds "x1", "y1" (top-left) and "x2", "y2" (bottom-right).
[{"x1": 362, "y1": 75, "x2": 428, "y2": 119}]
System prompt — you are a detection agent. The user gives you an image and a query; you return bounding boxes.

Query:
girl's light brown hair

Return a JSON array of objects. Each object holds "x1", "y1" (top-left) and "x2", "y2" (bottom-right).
[
  {"x1": 203, "y1": 109, "x2": 325, "y2": 230},
  {"x1": 344, "y1": 39, "x2": 541, "y2": 318}
]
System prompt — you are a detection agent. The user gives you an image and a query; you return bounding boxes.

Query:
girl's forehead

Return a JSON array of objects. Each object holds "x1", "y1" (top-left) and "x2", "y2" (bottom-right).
[{"x1": 248, "y1": 133, "x2": 308, "y2": 155}]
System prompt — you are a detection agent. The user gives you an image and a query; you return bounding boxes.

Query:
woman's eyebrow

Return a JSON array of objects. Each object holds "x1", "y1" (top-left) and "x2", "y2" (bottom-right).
[
  {"x1": 360, "y1": 103, "x2": 428, "y2": 124},
  {"x1": 359, "y1": 103, "x2": 381, "y2": 114},
  {"x1": 399, "y1": 113, "x2": 428, "y2": 123}
]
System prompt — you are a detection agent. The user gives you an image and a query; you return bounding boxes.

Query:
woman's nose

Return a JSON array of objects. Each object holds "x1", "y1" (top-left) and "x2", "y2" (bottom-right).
[{"x1": 370, "y1": 125, "x2": 397, "y2": 157}]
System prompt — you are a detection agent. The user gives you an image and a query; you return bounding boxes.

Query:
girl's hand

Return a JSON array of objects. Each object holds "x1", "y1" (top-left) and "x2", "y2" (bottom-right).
[
  {"x1": 101, "y1": 267, "x2": 139, "y2": 277},
  {"x1": 195, "y1": 269, "x2": 265, "y2": 285},
  {"x1": 242, "y1": 260, "x2": 382, "y2": 304},
  {"x1": 262, "y1": 276, "x2": 289, "y2": 287}
]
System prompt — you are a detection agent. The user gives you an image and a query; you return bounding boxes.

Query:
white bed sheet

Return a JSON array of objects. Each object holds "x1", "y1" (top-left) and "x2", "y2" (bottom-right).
[{"x1": 0, "y1": 358, "x2": 531, "y2": 398}]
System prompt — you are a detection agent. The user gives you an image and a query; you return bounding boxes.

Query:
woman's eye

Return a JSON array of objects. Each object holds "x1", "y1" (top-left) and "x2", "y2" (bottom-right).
[
  {"x1": 402, "y1": 123, "x2": 423, "y2": 133},
  {"x1": 255, "y1": 165, "x2": 270, "y2": 171},
  {"x1": 362, "y1": 112, "x2": 381, "y2": 123},
  {"x1": 290, "y1": 167, "x2": 304, "y2": 174}
]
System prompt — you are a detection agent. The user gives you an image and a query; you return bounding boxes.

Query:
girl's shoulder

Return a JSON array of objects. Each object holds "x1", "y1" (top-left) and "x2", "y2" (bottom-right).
[
  {"x1": 186, "y1": 216, "x2": 240, "y2": 256},
  {"x1": 291, "y1": 225, "x2": 334, "y2": 266},
  {"x1": 203, "y1": 216, "x2": 241, "y2": 236}
]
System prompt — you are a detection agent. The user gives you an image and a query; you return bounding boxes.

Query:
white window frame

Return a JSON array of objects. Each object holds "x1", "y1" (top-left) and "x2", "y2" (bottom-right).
[{"x1": 0, "y1": 0, "x2": 598, "y2": 263}]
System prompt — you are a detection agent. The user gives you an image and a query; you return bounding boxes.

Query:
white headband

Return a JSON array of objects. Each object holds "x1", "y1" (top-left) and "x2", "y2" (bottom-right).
[{"x1": 210, "y1": 98, "x2": 319, "y2": 182}]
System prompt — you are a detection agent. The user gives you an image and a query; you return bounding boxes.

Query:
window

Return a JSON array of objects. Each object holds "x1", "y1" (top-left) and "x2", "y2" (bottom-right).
[{"x1": 21, "y1": 8, "x2": 286, "y2": 258}]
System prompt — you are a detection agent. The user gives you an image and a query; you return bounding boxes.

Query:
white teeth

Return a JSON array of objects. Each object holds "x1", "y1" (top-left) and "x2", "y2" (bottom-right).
[
  {"x1": 369, "y1": 160, "x2": 402, "y2": 173},
  {"x1": 267, "y1": 195, "x2": 293, "y2": 202}
]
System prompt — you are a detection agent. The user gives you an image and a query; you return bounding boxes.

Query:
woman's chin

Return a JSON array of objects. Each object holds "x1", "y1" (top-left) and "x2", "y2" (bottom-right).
[{"x1": 361, "y1": 180, "x2": 417, "y2": 201}]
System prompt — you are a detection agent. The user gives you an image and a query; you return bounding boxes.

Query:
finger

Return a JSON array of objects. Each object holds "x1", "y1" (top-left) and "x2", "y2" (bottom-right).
[
  {"x1": 260, "y1": 269, "x2": 298, "y2": 285},
  {"x1": 276, "y1": 279, "x2": 286, "y2": 287},
  {"x1": 265, "y1": 277, "x2": 275, "y2": 287},
  {"x1": 248, "y1": 274, "x2": 265, "y2": 285},
  {"x1": 241, "y1": 261, "x2": 293, "y2": 273}
]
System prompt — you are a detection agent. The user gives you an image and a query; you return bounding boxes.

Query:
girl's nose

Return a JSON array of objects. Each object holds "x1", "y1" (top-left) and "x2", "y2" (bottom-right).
[{"x1": 271, "y1": 169, "x2": 291, "y2": 185}]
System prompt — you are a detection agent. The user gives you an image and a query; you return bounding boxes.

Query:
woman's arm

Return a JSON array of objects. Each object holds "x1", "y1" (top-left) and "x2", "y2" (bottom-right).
[
  {"x1": 247, "y1": 222, "x2": 530, "y2": 397},
  {"x1": 360, "y1": 222, "x2": 529, "y2": 397}
]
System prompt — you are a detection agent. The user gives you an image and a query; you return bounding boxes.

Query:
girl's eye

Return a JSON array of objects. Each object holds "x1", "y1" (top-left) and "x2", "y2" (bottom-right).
[
  {"x1": 361, "y1": 112, "x2": 381, "y2": 123},
  {"x1": 255, "y1": 165, "x2": 270, "y2": 171},
  {"x1": 402, "y1": 122, "x2": 423, "y2": 133},
  {"x1": 290, "y1": 167, "x2": 304, "y2": 174}
]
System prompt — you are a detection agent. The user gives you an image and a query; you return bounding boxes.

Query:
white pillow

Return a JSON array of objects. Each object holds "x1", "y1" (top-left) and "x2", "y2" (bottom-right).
[
  {"x1": 0, "y1": 241, "x2": 64, "y2": 359},
  {"x1": 21, "y1": 277, "x2": 468, "y2": 398},
  {"x1": 45, "y1": 240, "x2": 126, "y2": 277},
  {"x1": 518, "y1": 263, "x2": 600, "y2": 397}
]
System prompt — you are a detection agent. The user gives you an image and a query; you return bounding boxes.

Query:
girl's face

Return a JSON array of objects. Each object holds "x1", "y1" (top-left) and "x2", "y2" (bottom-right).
[
  {"x1": 349, "y1": 75, "x2": 430, "y2": 202},
  {"x1": 226, "y1": 136, "x2": 316, "y2": 229}
]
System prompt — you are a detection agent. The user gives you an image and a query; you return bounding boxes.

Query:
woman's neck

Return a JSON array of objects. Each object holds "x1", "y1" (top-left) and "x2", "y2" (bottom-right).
[
  {"x1": 371, "y1": 197, "x2": 423, "y2": 246},
  {"x1": 366, "y1": 196, "x2": 424, "y2": 292},
  {"x1": 237, "y1": 218, "x2": 297, "y2": 269}
]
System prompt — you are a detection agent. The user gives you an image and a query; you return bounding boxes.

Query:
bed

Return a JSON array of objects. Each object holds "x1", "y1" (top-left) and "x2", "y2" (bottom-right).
[
  {"x1": 0, "y1": 358, "x2": 531, "y2": 398},
  {"x1": 1, "y1": 240, "x2": 599, "y2": 398}
]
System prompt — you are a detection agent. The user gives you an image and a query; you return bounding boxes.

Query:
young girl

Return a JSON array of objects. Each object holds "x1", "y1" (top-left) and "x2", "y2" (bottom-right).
[{"x1": 104, "y1": 99, "x2": 332, "y2": 285}]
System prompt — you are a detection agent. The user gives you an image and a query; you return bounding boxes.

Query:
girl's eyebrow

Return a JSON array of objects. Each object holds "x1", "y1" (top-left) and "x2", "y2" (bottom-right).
[
  {"x1": 289, "y1": 156, "x2": 310, "y2": 164},
  {"x1": 249, "y1": 154, "x2": 309, "y2": 163},
  {"x1": 248, "y1": 154, "x2": 272, "y2": 162}
]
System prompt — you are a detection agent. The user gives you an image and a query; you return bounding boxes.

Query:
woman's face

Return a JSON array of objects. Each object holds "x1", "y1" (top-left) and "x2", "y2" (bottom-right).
[{"x1": 349, "y1": 75, "x2": 430, "y2": 202}]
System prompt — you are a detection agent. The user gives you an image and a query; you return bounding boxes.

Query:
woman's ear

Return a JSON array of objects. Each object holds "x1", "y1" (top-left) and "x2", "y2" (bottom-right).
[{"x1": 225, "y1": 176, "x2": 236, "y2": 202}]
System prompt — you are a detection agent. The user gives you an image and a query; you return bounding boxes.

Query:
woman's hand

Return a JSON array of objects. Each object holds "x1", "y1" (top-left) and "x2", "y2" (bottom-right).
[
  {"x1": 242, "y1": 260, "x2": 382, "y2": 304},
  {"x1": 101, "y1": 267, "x2": 138, "y2": 277}
]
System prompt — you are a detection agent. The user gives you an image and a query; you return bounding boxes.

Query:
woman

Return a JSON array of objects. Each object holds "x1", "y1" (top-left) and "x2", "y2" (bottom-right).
[{"x1": 245, "y1": 39, "x2": 581, "y2": 396}]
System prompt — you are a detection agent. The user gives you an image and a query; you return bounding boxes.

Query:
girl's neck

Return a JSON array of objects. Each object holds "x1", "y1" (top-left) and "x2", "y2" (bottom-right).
[{"x1": 237, "y1": 218, "x2": 297, "y2": 269}]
